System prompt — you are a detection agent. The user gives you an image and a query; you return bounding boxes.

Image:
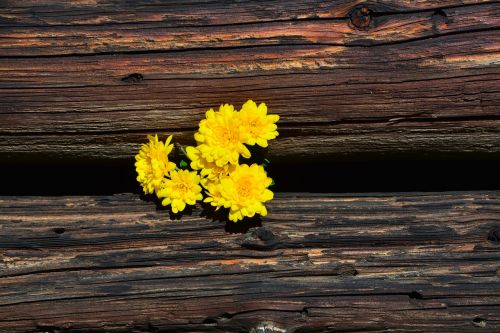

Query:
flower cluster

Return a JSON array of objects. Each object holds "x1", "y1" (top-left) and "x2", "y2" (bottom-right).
[{"x1": 135, "y1": 100, "x2": 279, "y2": 222}]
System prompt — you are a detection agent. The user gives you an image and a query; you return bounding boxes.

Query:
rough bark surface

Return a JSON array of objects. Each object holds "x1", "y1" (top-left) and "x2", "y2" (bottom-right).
[
  {"x1": 0, "y1": 192, "x2": 499, "y2": 332},
  {"x1": 0, "y1": 1, "x2": 499, "y2": 163}
]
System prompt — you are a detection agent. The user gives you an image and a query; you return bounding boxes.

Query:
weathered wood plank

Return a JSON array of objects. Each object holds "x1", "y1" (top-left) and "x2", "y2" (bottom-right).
[
  {"x1": 1, "y1": 2, "x2": 498, "y2": 56},
  {"x1": 0, "y1": 1, "x2": 499, "y2": 163},
  {"x1": 1, "y1": 0, "x2": 495, "y2": 28},
  {"x1": 2, "y1": 120, "x2": 500, "y2": 164},
  {"x1": 0, "y1": 35, "x2": 499, "y2": 162},
  {"x1": 0, "y1": 192, "x2": 499, "y2": 332}
]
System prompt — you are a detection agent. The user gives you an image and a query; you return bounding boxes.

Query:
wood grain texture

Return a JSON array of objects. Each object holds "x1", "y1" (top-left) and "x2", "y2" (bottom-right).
[
  {"x1": 1, "y1": 2, "x2": 499, "y2": 56},
  {"x1": 2, "y1": 119, "x2": 500, "y2": 164},
  {"x1": 0, "y1": 1, "x2": 499, "y2": 163},
  {"x1": 0, "y1": 192, "x2": 499, "y2": 332},
  {"x1": 1, "y1": 1, "x2": 496, "y2": 28}
]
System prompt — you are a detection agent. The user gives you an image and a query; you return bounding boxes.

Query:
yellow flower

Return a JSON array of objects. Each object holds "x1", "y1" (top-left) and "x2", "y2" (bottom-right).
[
  {"x1": 157, "y1": 169, "x2": 203, "y2": 213},
  {"x1": 135, "y1": 134, "x2": 176, "y2": 195},
  {"x1": 195, "y1": 104, "x2": 250, "y2": 167},
  {"x1": 239, "y1": 100, "x2": 279, "y2": 147},
  {"x1": 186, "y1": 145, "x2": 236, "y2": 186},
  {"x1": 205, "y1": 164, "x2": 274, "y2": 222},
  {"x1": 203, "y1": 180, "x2": 230, "y2": 209}
]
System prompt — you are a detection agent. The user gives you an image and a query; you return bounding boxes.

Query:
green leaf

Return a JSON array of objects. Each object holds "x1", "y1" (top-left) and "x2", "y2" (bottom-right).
[
  {"x1": 270, "y1": 179, "x2": 275, "y2": 186},
  {"x1": 179, "y1": 160, "x2": 188, "y2": 169},
  {"x1": 262, "y1": 158, "x2": 270, "y2": 167}
]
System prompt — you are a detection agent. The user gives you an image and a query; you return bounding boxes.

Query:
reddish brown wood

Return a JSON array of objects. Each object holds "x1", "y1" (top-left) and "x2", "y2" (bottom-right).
[
  {"x1": 0, "y1": 192, "x2": 499, "y2": 332},
  {"x1": 1, "y1": 3, "x2": 499, "y2": 331},
  {"x1": 0, "y1": 1, "x2": 499, "y2": 163},
  {"x1": 1, "y1": 3, "x2": 498, "y2": 56},
  {"x1": 1, "y1": 0, "x2": 495, "y2": 27}
]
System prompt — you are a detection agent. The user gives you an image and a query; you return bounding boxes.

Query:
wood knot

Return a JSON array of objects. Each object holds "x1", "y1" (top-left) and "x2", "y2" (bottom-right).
[
  {"x1": 121, "y1": 73, "x2": 144, "y2": 83},
  {"x1": 432, "y1": 9, "x2": 449, "y2": 32},
  {"x1": 241, "y1": 227, "x2": 280, "y2": 251},
  {"x1": 487, "y1": 227, "x2": 500, "y2": 243},
  {"x1": 472, "y1": 317, "x2": 487, "y2": 328},
  {"x1": 350, "y1": 6, "x2": 373, "y2": 30}
]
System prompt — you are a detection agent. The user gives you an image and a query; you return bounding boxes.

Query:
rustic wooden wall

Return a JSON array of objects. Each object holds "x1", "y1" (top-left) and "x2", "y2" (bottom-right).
[
  {"x1": 1, "y1": 0, "x2": 499, "y2": 163},
  {"x1": 1, "y1": 192, "x2": 499, "y2": 332},
  {"x1": 1, "y1": 2, "x2": 500, "y2": 332}
]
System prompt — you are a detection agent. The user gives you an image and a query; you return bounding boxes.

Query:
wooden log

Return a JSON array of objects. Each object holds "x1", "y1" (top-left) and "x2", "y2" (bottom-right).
[
  {"x1": 0, "y1": 192, "x2": 499, "y2": 332},
  {"x1": 0, "y1": 0, "x2": 496, "y2": 28},
  {"x1": 1, "y1": 2, "x2": 499, "y2": 56},
  {"x1": 0, "y1": 1, "x2": 499, "y2": 163},
  {"x1": 2, "y1": 119, "x2": 500, "y2": 164}
]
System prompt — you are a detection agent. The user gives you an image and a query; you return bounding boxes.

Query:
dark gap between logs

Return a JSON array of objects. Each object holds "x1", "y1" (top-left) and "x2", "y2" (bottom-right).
[{"x1": 1, "y1": 159, "x2": 499, "y2": 195}]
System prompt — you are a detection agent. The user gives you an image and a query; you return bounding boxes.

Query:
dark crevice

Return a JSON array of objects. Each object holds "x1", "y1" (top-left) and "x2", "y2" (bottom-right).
[
  {"x1": 365, "y1": 1, "x2": 498, "y2": 17},
  {"x1": 0, "y1": 15, "x2": 348, "y2": 30},
  {"x1": 0, "y1": 263, "x2": 256, "y2": 280},
  {"x1": 289, "y1": 292, "x2": 433, "y2": 300},
  {"x1": 1, "y1": 289, "x2": 393, "y2": 309},
  {"x1": 472, "y1": 317, "x2": 487, "y2": 327},
  {"x1": 1, "y1": 160, "x2": 500, "y2": 196},
  {"x1": 408, "y1": 291, "x2": 424, "y2": 300},
  {"x1": 121, "y1": 73, "x2": 144, "y2": 83},
  {"x1": 0, "y1": 127, "x2": 199, "y2": 136},
  {"x1": 52, "y1": 227, "x2": 66, "y2": 235},
  {"x1": 0, "y1": 287, "x2": 241, "y2": 308},
  {"x1": 202, "y1": 317, "x2": 218, "y2": 325},
  {"x1": 0, "y1": 43, "x2": 330, "y2": 59},
  {"x1": 88, "y1": 270, "x2": 277, "y2": 286},
  {"x1": 447, "y1": 303, "x2": 500, "y2": 308},
  {"x1": 346, "y1": 26, "x2": 500, "y2": 47}
]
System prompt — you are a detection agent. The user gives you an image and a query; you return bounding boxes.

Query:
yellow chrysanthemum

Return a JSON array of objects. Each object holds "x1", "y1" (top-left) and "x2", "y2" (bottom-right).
[
  {"x1": 186, "y1": 145, "x2": 236, "y2": 186},
  {"x1": 135, "y1": 134, "x2": 176, "y2": 195},
  {"x1": 195, "y1": 104, "x2": 250, "y2": 167},
  {"x1": 203, "y1": 180, "x2": 230, "y2": 209},
  {"x1": 239, "y1": 100, "x2": 279, "y2": 147},
  {"x1": 157, "y1": 169, "x2": 203, "y2": 213},
  {"x1": 205, "y1": 164, "x2": 274, "y2": 222}
]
